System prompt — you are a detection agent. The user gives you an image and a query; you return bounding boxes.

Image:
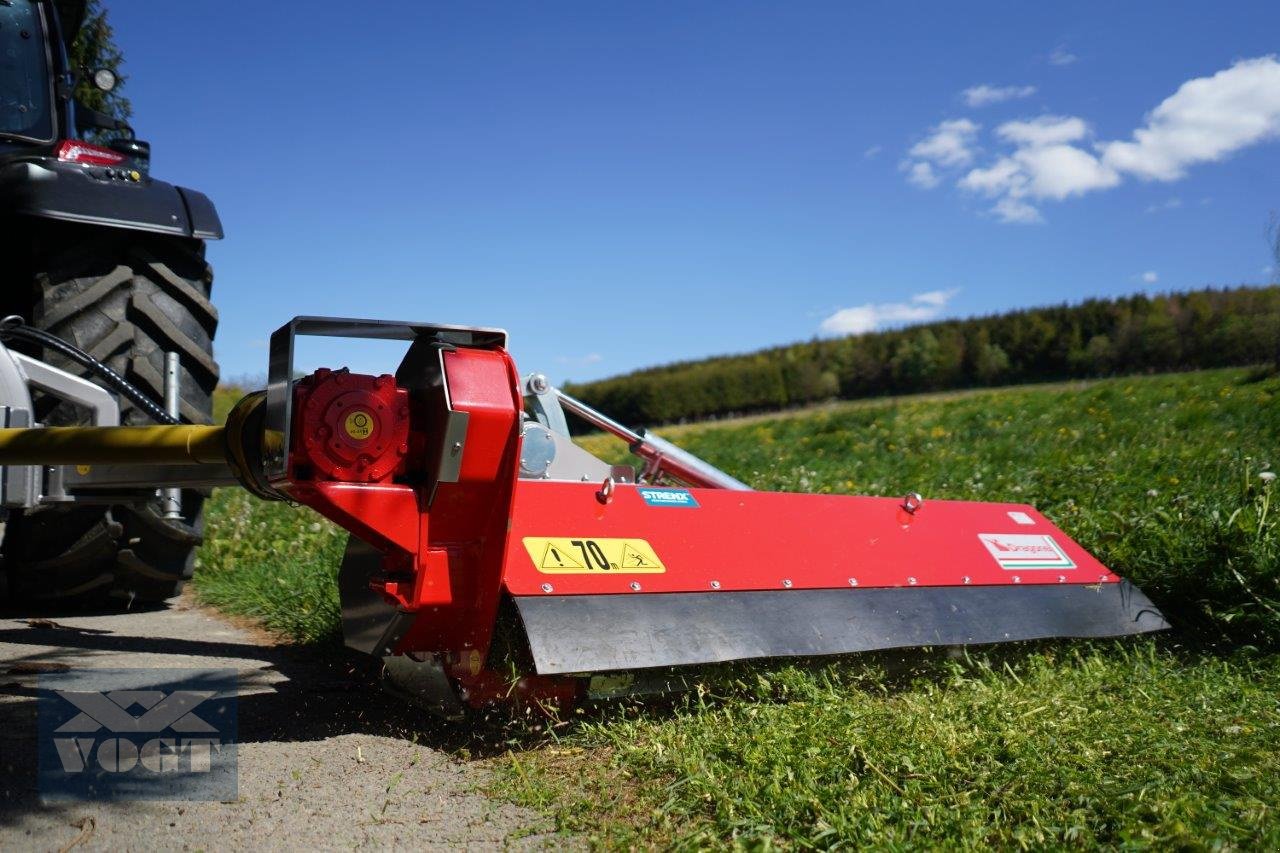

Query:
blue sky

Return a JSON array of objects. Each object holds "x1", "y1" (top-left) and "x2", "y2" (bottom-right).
[{"x1": 106, "y1": 1, "x2": 1280, "y2": 384}]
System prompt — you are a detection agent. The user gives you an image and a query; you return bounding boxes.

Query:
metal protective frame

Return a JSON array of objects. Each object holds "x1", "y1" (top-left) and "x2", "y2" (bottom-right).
[{"x1": 263, "y1": 316, "x2": 506, "y2": 483}]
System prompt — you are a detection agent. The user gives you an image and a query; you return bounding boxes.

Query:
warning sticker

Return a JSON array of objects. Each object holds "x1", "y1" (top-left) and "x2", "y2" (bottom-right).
[
  {"x1": 523, "y1": 537, "x2": 666, "y2": 574},
  {"x1": 344, "y1": 410, "x2": 373, "y2": 440},
  {"x1": 978, "y1": 533, "x2": 1076, "y2": 570}
]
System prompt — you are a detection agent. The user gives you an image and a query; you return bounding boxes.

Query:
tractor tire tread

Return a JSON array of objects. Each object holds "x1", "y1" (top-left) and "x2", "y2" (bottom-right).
[{"x1": 2, "y1": 226, "x2": 218, "y2": 609}]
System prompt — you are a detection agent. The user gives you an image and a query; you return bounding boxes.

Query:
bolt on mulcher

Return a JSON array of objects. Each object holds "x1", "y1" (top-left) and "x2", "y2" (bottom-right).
[{"x1": 0, "y1": 316, "x2": 1167, "y2": 713}]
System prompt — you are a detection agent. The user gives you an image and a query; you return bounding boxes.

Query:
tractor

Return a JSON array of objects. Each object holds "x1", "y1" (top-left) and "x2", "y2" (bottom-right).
[{"x1": 1, "y1": 0, "x2": 221, "y2": 607}]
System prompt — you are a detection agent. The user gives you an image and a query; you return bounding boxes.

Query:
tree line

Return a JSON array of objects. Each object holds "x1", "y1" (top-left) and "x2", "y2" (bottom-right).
[{"x1": 563, "y1": 286, "x2": 1280, "y2": 427}]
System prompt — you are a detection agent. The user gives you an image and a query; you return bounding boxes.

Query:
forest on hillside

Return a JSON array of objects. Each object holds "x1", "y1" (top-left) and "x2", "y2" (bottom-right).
[{"x1": 564, "y1": 286, "x2": 1280, "y2": 426}]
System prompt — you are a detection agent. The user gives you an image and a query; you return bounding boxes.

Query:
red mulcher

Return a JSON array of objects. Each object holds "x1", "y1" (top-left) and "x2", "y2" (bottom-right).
[{"x1": 0, "y1": 317, "x2": 1167, "y2": 713}]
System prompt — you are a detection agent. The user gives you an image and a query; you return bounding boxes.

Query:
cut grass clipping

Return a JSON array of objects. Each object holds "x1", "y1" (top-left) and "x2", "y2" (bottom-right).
[{"x1": 196, "y1": 367, "x2": 1280, "y2": 847}]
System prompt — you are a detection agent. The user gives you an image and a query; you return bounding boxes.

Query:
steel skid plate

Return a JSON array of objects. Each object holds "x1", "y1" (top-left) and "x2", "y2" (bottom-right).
[
  {"x1": 501, "y1": 480, "x2": 1168, "y2": 674},
  {"x1": 513, "y1": 583, "x2": 1166, "y2": 674}
]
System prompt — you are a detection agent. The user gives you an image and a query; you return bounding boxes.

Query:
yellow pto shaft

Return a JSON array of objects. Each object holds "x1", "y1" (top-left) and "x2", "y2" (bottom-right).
[{"x1": 0, "y1": 425, "x2": 228, "y2": 466}]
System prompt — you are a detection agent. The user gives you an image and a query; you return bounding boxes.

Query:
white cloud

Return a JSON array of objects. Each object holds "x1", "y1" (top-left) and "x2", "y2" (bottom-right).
[
  {"x1": 947, "y1": 56, "x2": 1280, "y2": 224},
  {"x1": 961, "y1": 144, "x2": 1119, "y2": 221},
  {"x1": 1145, "y1": 197, "x2": 1183, "y2": 213},
  {"x1": 863, "y1": 144, "x2": 883, "y2": 159},
  {"x1": 958, "y1": 157, "x2": 1022, "y2": 196},
  {"x1": 993, "y1": 196, "x2": 1044, "y2": 224},
  {"x1": 961, "y1": 116, "x2": 1120, "y2": 215},
  {"x1": 1049, "y1": 46, "x2": 1078, "y2": 67},
  {"x1": 819, "y1": 289, "x2": 960, "y2": 336},
  {"x1": 963, "y1": 84, "x2": 1037, "y2": 108},
  {"x1": 908, "y1": 119, "x2": 980, "y2": 167},
  {"x1": 1016, "y1": 145, "x2": 1121, "y2": 199},
  {"x1": 996, "y1": 115, "x2": 1088, "y2": 147},
  {"x1": 904, "y1": 161, "x2": 940, "y2": 188},
  {"x1": 910, "y1": 289, "x2": 957, "y2": 308},
  {"x1": 555, "y1": 353, "x2": 603, "y2": 367},
  {"x1": 1099, "y1": 56, "x2": 1280, "y2": 181},
  {"x1": 1140, "y1": 271, "x2": 1159, "y2": 283},
  {"x1": 900, "y1": 119, "x2": 979, "y2": 191}
]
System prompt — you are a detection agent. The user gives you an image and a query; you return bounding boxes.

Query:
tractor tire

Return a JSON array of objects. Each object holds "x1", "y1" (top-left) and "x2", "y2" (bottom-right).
[{"x1": 2, "y1": 225, "x2": 219, "y2": 609}]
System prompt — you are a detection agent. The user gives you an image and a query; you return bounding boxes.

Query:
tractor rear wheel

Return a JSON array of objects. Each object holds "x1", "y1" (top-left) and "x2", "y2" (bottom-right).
[{"x1": 2, "y1": 224, "x2": 219, "y2": 608}]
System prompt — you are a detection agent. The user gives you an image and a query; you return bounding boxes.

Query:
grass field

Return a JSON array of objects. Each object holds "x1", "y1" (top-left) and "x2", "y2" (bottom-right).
[{"x1": 194, "y1": 368, "x2": 1280, "y2": 847}]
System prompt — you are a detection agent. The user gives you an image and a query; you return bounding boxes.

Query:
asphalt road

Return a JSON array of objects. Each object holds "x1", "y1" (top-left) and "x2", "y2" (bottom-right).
[{"x1": 0, "y1": 596, "x2": 561, "y2": 851}]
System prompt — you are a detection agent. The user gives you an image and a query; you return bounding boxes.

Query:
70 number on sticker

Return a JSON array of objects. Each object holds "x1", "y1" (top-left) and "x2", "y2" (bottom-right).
[{"x1": 523, "y1": 537, "x2": 666, "y2": 574}]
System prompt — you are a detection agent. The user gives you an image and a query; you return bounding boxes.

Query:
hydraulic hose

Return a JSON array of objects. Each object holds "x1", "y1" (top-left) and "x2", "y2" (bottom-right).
[{"x1": 0, "y1": 316, "x2": 179, "y2": 425}]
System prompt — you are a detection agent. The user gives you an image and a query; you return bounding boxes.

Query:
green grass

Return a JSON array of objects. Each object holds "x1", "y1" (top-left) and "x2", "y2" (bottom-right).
[
  {"x1": 192, "y1": 488, "x2": 345, "y2": 644},
  {"x1": 509, "y1": 647, "x2": 1280, "y2": 848},
  {"x1": 194, "y1": 384, "x2": 346, "y2": 643},
  {"x1": 194, "y1": 368, "x2": 1280, "y2": 847}
]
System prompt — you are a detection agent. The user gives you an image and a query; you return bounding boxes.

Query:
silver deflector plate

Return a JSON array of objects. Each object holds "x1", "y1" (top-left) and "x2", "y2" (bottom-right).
[{"x1": 512, "y1": 583, "x2": 1167, "y2": 675}]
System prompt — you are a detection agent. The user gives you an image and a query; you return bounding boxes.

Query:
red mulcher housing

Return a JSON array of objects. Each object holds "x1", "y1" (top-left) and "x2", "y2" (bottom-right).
[
  {"x1": 247, "y1": 318, "x2": 1166, "y2": 712},
  {"x1": 0, "y1": 317, "x2": 1167, "y2": 713}
]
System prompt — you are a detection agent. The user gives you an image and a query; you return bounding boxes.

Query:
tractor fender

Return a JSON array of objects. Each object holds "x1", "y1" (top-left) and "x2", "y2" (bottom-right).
[
  {"x1": 175, "y1": 186, "x2": 223, "y2": 240},
  {"x1": 0, "y1": 157, "x2": 223, "y2": 240}
]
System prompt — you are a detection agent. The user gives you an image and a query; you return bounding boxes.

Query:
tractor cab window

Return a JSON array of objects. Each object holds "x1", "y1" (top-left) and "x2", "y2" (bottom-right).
[{"x1": 0, "y1": 0, "x2": 54, "y2": 141}]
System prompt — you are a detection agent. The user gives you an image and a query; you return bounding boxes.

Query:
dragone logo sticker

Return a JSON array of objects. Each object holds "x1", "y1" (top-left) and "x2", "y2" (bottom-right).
[
  {"x1": 38, "y1": 668, "x2": 237, "y2": 801},
  {"x1": 978, "y1": 533, "x2": 1076, "y2": 570}
]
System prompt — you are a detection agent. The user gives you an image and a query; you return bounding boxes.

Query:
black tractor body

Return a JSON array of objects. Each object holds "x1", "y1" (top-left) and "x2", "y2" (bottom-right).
[
  {"x1": 1, "y1": 0, "x2": 222, "y2": 240},
  {"x1": 1, "y1": 0, "x2": 223, "y2": 607}
]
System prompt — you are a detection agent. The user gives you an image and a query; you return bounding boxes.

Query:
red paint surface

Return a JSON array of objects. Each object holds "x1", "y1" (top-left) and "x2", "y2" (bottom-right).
[
  {"x1": 276, "y1": 354, "x2": 1124, "y2": 708},
  {"x1": 502, "y1": 481, "x2": 1115, "y2": 596}
]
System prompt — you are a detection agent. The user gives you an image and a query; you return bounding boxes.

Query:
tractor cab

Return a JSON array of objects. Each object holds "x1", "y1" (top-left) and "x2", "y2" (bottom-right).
[{"x1": 0, "y1": 0, "x2": 58, "y2": 146}]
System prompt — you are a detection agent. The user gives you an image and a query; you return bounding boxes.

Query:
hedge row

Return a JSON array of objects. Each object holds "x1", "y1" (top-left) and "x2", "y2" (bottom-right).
[{"x1": 564, "y1": 286, "x2": 1280, "y2": 426}]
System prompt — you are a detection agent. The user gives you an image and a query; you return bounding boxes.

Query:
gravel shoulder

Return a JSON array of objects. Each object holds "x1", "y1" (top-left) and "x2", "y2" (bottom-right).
[{"x1": 0, "y1": 595, "x2": 560, "y2": 851}]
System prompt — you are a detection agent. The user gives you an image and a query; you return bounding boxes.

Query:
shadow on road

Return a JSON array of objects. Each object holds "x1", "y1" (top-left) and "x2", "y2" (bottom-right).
[{"x1": 0, "y1": 605, "x2": 516, "y2": 826}]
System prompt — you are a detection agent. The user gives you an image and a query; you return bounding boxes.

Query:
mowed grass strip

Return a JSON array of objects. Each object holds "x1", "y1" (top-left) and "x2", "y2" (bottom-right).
[
  {"x1": 510, "y1": 647, "x2": 1280, "y2": 848},
  {"x1": 194, "y1": 368, "x2": 1280, "y2": 846}
]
